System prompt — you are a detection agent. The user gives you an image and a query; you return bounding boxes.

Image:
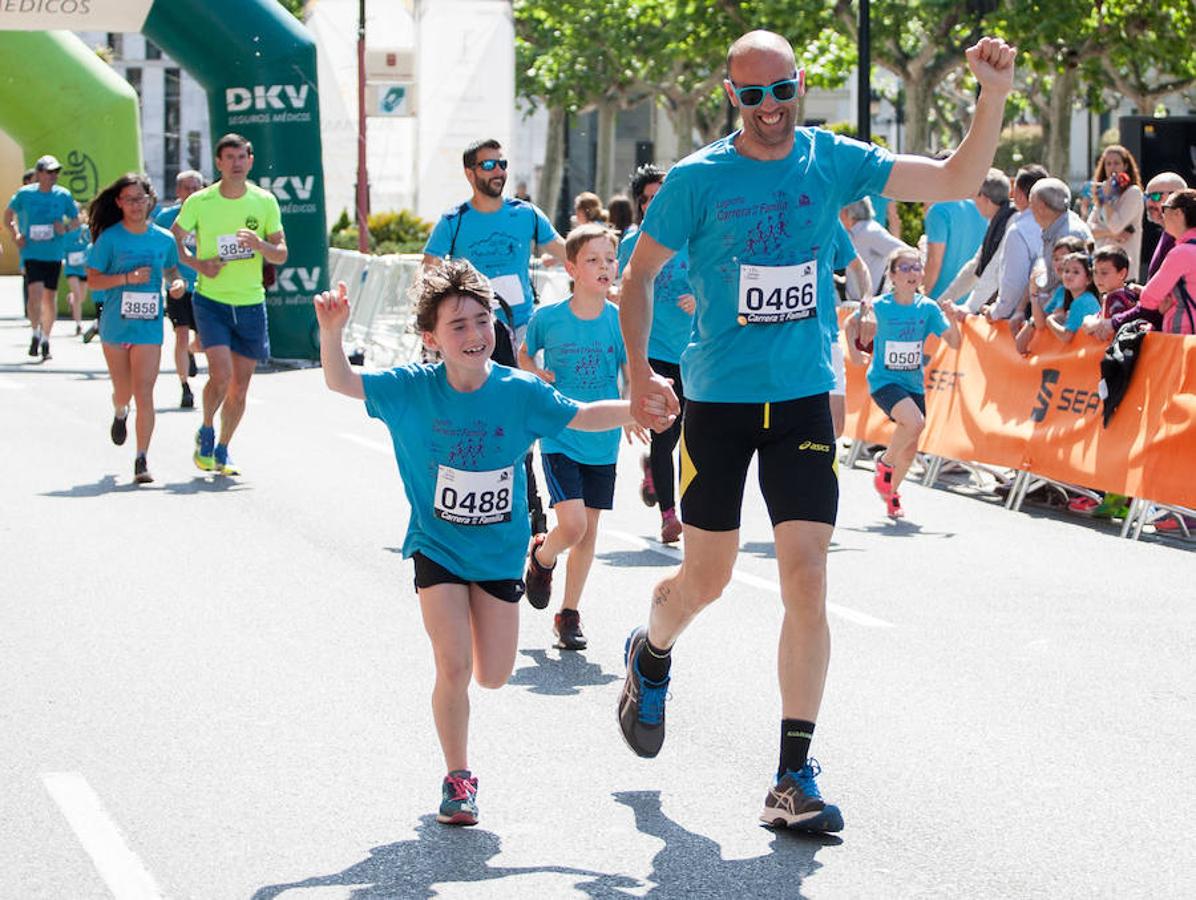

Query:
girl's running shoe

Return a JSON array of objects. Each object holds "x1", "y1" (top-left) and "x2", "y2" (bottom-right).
[
  {"x1": 640, "y1": 454, "x2": 657, "y2": 507},
  {"x1": 437, "y1": 770, "x2": 478, "y2": 826},
  {"x1": 886, "y1": 492, "x2": 904, "y2": 519}
]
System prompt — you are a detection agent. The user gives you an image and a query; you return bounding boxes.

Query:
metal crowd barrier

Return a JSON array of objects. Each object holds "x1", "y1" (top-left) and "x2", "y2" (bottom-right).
[{"x1": 330, "y1": 249, "x2": 572, "y2": 368}]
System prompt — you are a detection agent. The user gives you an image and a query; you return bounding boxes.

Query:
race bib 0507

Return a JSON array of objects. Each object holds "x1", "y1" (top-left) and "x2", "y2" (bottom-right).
[
  {"x1": 737, "y1": 262, "x2": 817, "y2": 325},
  {"x1": 433, "y1": 465, "x2": 514, "y2": 526},
  {"x1": 120, "y1": 291, "x2": 160, "y2": 320},
  {"x1": 216, "y1": 233, "x2": 254, "y2": 262},
  {"x1": 489, "y1": 274, "x2": 525, "y2": 307},
  {"x1": 28, "y1": 224, "x2": 54, "y2": 241},
  {"x1": 883, "y1": 340, "x2": 923, "y2": 371}
]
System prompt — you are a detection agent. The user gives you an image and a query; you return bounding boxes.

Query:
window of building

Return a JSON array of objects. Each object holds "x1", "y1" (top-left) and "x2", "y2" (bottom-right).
[
  {"x1": 126, "y1": 67, "x2": 142, "y2": 111},
  {"x1": 145, "y1": 39, "x2": 162, "y2": 61},
  {"x1": 164, "y1": 68, "x2": 181, "y2": 189},
  {"x1": 106, "y1": 32, "x2": 123, "y2": 60},
  {"x1": 187, "y1": 131, "x2": 202, "y2": 172}
]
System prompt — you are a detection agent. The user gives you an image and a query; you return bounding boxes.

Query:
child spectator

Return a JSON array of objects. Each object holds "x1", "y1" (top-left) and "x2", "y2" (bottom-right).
[
  {"x1": 1081, "y1": 246, "x2": 1140, "y2": 339},
  {"x1": 845, "y1": 247, "x2": 961, "y2": 519},
  {"x1": 1034, "y1": 251, "x2": 1101, "y2": 345},
  {"x1": 520, "y1": 224, "x2": 647, "y2": 650},
  {"x1": 1015, "y1": 235, "x2": 1088, "y2": 354}
]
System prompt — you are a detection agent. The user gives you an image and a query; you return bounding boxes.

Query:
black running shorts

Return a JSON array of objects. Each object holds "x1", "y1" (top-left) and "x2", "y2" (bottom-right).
[
  {"x1": 412, "y1": 552, "x2": 525, "y2": 604},
  {"x1": 679, "y1": 394, "x2": 838, "y2": 531},
  {"x1": 25, "y1": 258, "x2": 63, "y2": 290}
]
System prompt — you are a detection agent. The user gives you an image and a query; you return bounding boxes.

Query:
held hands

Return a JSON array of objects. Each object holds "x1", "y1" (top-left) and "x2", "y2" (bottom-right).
[
  {"x1": 630, "y1": 368, "x2": 680, "y2": 433},
  {"x1": 313, "y1": 280, "x2": 352, "y2": 331},
  {"x1": 167, "y1": 279, "x2": 187, "y2": 299},
  {"x1": 677, "y1": 293, "x2": 697, "y2": 315},
  {"x1": 624, "y1": 422, "x2": 650, "y2": 445},
  {"x1": 965, "y1": 36, "x2": 1016, "y2": 96}
]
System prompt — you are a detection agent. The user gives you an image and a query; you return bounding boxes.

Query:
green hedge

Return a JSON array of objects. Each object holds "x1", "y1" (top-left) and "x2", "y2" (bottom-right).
[{"x1": 330, "y1": 208, "x2": 432, "y2": 256}]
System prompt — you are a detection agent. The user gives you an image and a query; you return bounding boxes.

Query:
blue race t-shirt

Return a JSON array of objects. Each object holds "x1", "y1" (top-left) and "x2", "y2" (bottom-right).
[
  {"x1": 62, "y1": 226, "x2": 91, "y2": 277},
  {"x1": 7, "y1": 183, "x2": 78, "y2": 263},
  {"x1": 90, "y1": 222, "x2": 180, "y2": 346},
  {"x1": 618, "y1": 228, "x2": 693, "y2": 364},
  {"x1": 1044, "y1": 288, "x2": 1100, "y2": 333},
  {"x1": 363, "y1": 363, "x2": 578, "y2": 581},
  {"x1": 866, "y1": 293, "x2": 948, "y2": 394},
  {"x1": 524, "y1": 298, "x2": 626, "y2": 465},
  {"x1": 641, "y1": 127, "x2": 895, "y2": 403},
  {"x1": 424, "y1": 198, "x2": 559, "y2": 328},
  {"x1": 924, "y1": 199, "x2": 987, "y2": 297},
  {"x1": 154, "y1": 203, "x2": 198, "y2": 291}
]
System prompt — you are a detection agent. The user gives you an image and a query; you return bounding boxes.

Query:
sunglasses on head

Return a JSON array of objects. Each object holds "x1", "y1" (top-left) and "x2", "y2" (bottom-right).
[
  {"x1": 894, "y1": 262, "x2": 924, "y2": 273},
  {"x1": 1146, "y1": 191, "x2": 1172, "y2": 203},
  {"x1": 474, "y1": 158, "x2": 508, "y2": 172},
  {"x1": 730, "y1": 77, "x2": 800, "y2": 108}
]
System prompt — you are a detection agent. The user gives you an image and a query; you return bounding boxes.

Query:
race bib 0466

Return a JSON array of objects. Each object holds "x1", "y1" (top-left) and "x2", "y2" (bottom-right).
[
  {"x1": 883, "y1": 340, "x2": 923, "y2": 371},
  {"x1": 489, "y1": 273, "x2": 525, "y2": 307},
  {"x1": 120, "y1": 291, "x2": 160, "y2": 320},
  {"x1": 28, "y1": 224, "x2": 54, "y2": 241},
  {"x1": 737, "y1": 262, "x2": 817, "y2": 325},
  {"x1": 433, "y1": 465, "x2": 514, "y2": 526},
  {"x1": 216, "y1": 233, "x2": 255, "y2": 262}
]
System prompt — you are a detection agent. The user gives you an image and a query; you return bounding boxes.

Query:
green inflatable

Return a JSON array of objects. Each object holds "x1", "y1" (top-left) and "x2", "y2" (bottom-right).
[{"x1": 1, "y1": 1, "x2": 328, "y2": 360}]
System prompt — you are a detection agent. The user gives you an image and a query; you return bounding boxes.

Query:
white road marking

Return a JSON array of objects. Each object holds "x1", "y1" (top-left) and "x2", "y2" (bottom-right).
[
  {"x1": 339, "y1": 432, "x2": 390, "y2": 454},
  {"x1": 601, "y1": 528, "x2": 895, "y2": 629},
  {"x1": 42, "y1": 772, "x2": 165, "y2": 899}
]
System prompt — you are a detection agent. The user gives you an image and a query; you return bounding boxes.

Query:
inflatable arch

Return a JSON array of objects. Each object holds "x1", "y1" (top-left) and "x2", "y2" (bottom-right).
[{"x1": 0, "y1": 1, "x2": 328, "y2": 359}]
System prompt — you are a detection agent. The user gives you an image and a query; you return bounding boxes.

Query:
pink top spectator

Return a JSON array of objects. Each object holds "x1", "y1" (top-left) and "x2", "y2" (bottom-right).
[{"x1": 1139, "y1": 226, "x2": 1196, "y2": 334}]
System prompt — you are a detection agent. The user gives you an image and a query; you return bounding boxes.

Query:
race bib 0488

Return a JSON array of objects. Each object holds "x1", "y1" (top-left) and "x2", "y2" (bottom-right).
[
  {"x1": 216, "y1": 233, "x2": 255, "y2": 262},
  {"x1": 120, "y1": 291, "x2": 160, "y2": 320},
  {"x1": 28, "y1": 224, "x2": 54, "y2": 241},
  {"x1": 737, "y1": 262, "x2": 817, "y2": 325},
  {"x1": 433, "y1": 465, "x2": 514, "y2": 526},
  {"x1": 883, "y1": 340, "x2": 923, "y2": 371}
]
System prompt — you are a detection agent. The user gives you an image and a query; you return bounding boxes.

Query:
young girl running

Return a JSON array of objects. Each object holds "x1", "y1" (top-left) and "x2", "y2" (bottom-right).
[
  {"x1": 846, "y1": 248, "x2": 961, "y2": 518},
  {"x1": 63, "y1": 209, "x2": 91, "y2": 336},
  {"x1": 86, "y1": 174, "x2": 186, "y2": 484},
  {"x1": 313, "y1": 260, "x2": 666, "y2": 826}
]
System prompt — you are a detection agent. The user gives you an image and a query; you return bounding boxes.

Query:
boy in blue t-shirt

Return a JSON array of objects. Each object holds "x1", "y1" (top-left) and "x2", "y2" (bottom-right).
[
  {"x1": 520, "y1": 224, "x2": 644, "y2": 650},
  {"x1": 846, "y1": 247, "x2": 961, "y2": 518},
  {"x1": 313, "y1": 259, "x2": 664, "y2": 828}
]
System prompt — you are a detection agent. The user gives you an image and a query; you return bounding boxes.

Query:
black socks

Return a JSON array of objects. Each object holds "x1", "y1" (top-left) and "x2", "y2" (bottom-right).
[
  {"x1": 636, "y1": 638, "x2": 672, "y2": 683},
  {"x1": 779, "y1": 719, "x2": 816, "y2": 777}
]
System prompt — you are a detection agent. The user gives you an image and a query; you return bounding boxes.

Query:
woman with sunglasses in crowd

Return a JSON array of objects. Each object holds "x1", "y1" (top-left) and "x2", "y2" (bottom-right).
[{"x1": 86, "y1": 174, "x2": 187, "y2": 484}]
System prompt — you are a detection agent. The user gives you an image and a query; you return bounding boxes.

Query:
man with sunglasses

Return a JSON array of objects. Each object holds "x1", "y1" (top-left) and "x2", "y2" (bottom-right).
[
  {"x1": 1141, "y1": 172, "x2": 1188, "y2": 282},
  {"x1": 617, "y1": 28, "x2": 1015, "y2": 833},
  {"x1": 423, "y1": 139, "x2": 566, "y2": 344}
]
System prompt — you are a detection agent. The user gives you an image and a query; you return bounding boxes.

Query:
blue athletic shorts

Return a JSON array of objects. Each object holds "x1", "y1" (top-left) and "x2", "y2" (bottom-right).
[
  {"x1": 871, "y1": 383, "x2": 926, "y2": 420},
  {"x1": 542, "y1": 452, "x2": 617, "y2": 509},
  {"x1": 192, "y1": 293, "x2": 270, "y2": 362}
]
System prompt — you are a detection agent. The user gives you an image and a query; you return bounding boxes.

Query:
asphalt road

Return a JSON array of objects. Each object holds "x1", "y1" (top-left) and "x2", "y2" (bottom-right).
[{"x1": 2, "y1": 278, "x2": 1193, "y2": 899}]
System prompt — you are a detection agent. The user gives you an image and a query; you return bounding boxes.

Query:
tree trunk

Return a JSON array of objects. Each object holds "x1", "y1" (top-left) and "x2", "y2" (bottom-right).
[
  {"x1": 595, "y1": 99, "x2": 618, "y2": 201},
  {"x1": 1043, "y1": 68, "x2": 1077, "y2": 180},
  {"x1": 537, "y1": 105, "x2": 566, "y2": 217},
  {"x1": 664, "y1": 97, "x2": 697, "y2": 164},
  {"x1": 904, "y1": 76, "x2": 935, "y2": 155}
]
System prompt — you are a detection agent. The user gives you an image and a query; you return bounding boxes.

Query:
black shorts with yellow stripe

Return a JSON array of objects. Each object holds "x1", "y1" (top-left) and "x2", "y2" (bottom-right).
[{"x1": 678, "y1": 393, "x2": 838, "y2": 531}]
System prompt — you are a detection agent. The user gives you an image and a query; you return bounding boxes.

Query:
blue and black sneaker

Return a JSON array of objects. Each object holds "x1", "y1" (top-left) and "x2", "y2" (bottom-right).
[
  {"x1": 213, "y1": 443, "x2": 240, "y2": 476},
  {"x1": 436, "y1": 770, "x2": 479, "y2": 826},
  {"x1": 759, "y1": 759, "x2": 844, "y2": 833},
  {"x1": 617, "y1": 626, "x2": 669, "y2": 758},
  {"x1": 194, "y1": 426, "x2": 216, "y2": 472}
]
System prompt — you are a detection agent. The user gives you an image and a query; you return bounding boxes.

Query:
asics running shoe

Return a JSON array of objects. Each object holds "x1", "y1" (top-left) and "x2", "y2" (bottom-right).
[
  {"x1": 617, "y1": 627, "x2": 669, "y2": 758},
  {"x1": 760, "y1": 760, "x2": 843, "y2": 833}
]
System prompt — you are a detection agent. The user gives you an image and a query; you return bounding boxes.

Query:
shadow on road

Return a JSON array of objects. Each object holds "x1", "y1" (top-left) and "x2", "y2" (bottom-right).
[
  {"x1": 508, "y1": 647, "x2": 620, "y2": 696},
  {"x1": 0, "y1": 363, "x2": 106, "y2": 379},
  {"x1": 249, "y1": 814, "x2": 640, "y2": 899},
  {"x1": 610, "y1": 790, "x2": 839, "y2": 899},
  {"x1": 838, "y1": 520, "x2": 956, "y2": 539},
  {"x1": 595, "y1": 548, "x2": 676, "y2": 568},
  {"x1": 41, "y1": 475, "x2": 249, "y2": 498}
]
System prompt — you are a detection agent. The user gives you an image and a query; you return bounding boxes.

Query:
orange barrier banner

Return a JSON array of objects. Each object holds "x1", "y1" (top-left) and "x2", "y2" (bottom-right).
[{"x1": 841, "y1": 315, "x2": 1196, "y2": 508}]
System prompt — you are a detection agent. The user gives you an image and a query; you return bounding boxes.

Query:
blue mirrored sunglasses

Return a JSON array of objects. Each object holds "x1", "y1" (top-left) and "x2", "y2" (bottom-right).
[
  {"x1": 731, "y1": 77, "x2": 800, "y2": 108},
  {"x1": 474, "y1": 158, "x2": 508, "y2": 172}
]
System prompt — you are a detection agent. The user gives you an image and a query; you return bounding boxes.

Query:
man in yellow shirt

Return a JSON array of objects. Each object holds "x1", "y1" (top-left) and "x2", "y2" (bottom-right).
[{"x1": 173, "y1": 134, "x2": 287, "y2": 475}]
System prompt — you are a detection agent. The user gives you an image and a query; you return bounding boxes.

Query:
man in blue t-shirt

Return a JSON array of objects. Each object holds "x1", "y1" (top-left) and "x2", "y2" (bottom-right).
[
  {"x1": 616, "y1": 28, "x2": 1016, "y2": 834},
  {"x1": 922, "y1": 197, "x2": 988, "y2": 298},
  {"x1": 4, "y1": 155, "x2": 80, "y2": 361},
  {"x1": 423, "y1": 139, "x2": 566, "y2": 343}
]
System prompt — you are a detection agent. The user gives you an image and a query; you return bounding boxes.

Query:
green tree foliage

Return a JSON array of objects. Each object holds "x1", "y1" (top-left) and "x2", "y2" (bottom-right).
[{"x1": 276, "y1": 0, "x2": 305, "y2": 20}]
